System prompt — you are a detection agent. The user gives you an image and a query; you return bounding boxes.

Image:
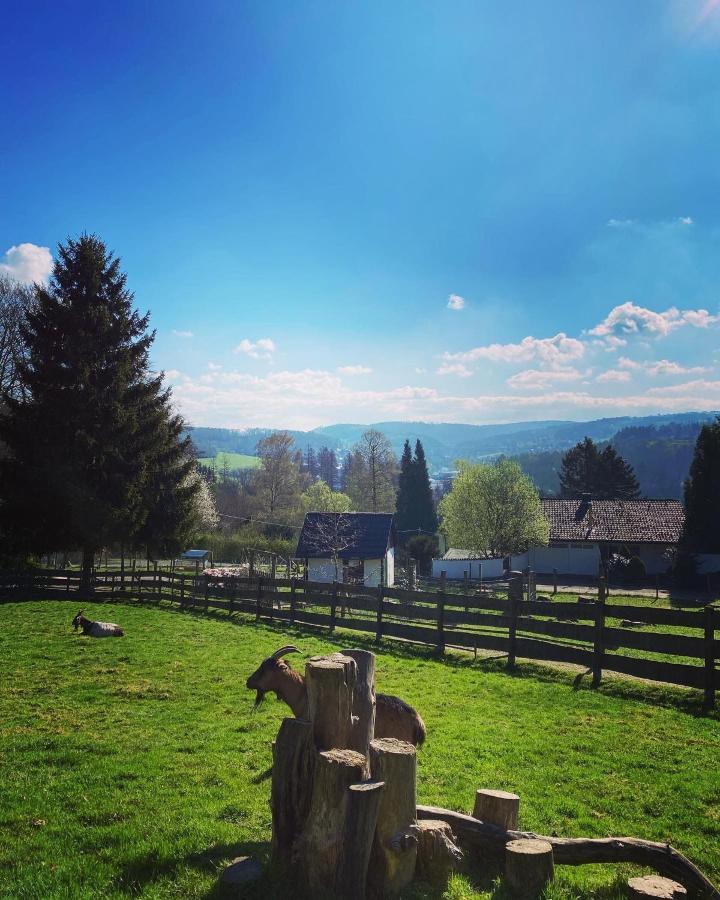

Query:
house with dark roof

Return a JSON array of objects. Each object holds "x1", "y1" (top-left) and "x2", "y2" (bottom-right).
[
  {"x1": 522, "y1": 496, "x2": 685, "y2": 576},
  {"x1": 296, "y1": 512, "x2": 396, "y2": 586}
]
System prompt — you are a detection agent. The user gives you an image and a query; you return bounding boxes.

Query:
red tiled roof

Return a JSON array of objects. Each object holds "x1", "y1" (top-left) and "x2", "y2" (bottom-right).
[{"x1": 541, "y1": 498, "x2": 685, "y2": 545}]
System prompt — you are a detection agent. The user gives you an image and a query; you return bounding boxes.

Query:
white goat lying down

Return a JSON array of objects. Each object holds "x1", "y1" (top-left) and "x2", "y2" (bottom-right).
[{"x1": 72, "y1": 610, "x2": 124, "y2": 637}]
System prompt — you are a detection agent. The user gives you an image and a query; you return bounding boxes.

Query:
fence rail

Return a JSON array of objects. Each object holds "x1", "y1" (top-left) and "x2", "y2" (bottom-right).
[{"x1": 2, "y1": 568, "x2": 717, "y2": 709}]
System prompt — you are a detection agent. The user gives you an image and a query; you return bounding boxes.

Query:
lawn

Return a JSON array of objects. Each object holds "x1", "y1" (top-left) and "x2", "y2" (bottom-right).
[
  {"x1": 197, "y1": 452, "x2": 261, "y2": 471},
  {"x1": 1, "y1": 600, "x2": 718, "y2": 899}
]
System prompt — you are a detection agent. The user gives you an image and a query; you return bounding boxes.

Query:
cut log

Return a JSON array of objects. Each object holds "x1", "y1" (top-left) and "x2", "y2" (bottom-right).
[
  {"x1": 416, "y1": 805, "x2": 720, "y2": 899},
  {"x1": 628, "y1": 875, "x2": 688, "y2": 899},
  {"x1": 270, "y1": 717, "x2": 315, "y2": 869},
  {"x1": 340, "y1": 647, "x2": 376, "y2": 757},
  {"x1": 337, "y1": 780, "x2": 386, "y2": 900},
  {"x1": 296, "y1": 748, "x2": 367, "y2": 895},
  {"x1": 505, "y1": 838, "x2": 554, "y2": 898},
  {"x1": 306, "y1": 654, "x2": 356, "y2": 751},
  {"x1": 473, "y1": 789, "x2": 520, "y2": 830},
  {"x1": 368, "y1": 738, "x2": 418, "y2": 896},
  {"x1": 415, "y1": 818, "x2": 463, "y2": 888}
]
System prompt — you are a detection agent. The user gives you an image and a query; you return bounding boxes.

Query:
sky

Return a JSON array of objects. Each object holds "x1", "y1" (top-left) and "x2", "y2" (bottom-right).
[{"x1": 2, "y1": 0, "x2": 720, "y2": 431}]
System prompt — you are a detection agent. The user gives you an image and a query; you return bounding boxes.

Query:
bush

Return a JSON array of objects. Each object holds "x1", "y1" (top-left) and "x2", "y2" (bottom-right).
[
  {"x1": 405, "y1": 534, "x2": 439, "y2": 576},
  {"x1": 625, "y1": 555, "x2": 646, "y2": 582}
]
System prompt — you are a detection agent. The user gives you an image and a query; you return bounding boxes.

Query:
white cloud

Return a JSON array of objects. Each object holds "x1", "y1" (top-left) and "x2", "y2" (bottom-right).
[
  {"x1": 589, "y1": 302, "x2": 718, "y2": 339},
  {"x1": 607, "y1": 218, "x2": 636, "y2": 228},
  {"x1": 207, "y1": 362, "x2": 222, "y2": 371},
  {"x1": 338, "y1": 365, "x2": 372, "y2": 376},
  {"x1": 436, "y1": 362, "x2": 473, "y2": 378},
  {"x1": 234, "y1": 337, "x2": 276, "y2": 359},
  {"x1": 596, "y1": 369, "x2": 632, "y2": 383},
  {"x1": 678, "y1": 216, "x2": 693, "y2": 226},
  {"x1": 616, "y1": 356, "x2": 710, "y2": 377},
  {"x1": 447, "y1": 294, "x2": 465, "y2": 311},
  {"x1": 442, "y1": 332, "x2": 585, "y2": 369},
  {"x1": 172, "y1": 329, "x2": 194, "y2": 338},
  {"x1": 507, "y1": 367, "x2": 586, "y2": 390},
  {"x1": 0, "y1": 243, "x2": 53, "y2": 284},
  {"x1": 164, "y1": 369, "x2": 182, "y2": 380}
]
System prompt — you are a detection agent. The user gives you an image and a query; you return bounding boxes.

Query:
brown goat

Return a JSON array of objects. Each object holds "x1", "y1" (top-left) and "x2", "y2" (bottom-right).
[{"x1": 246, "y1": 646, "x2": 426, "y2": 746}]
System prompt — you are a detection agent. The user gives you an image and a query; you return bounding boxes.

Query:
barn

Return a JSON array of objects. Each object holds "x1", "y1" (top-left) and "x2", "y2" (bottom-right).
[{"x1": 296, "y1": 512, "x2": 396, "y2": 587}]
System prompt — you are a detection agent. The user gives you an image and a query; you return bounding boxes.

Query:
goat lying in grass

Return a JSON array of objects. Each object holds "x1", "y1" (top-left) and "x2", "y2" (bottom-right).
[
  {"x1": 246, "y1": 645, "x2": 426, "y2": 746},
  {"x1": 72, "y1": 610, "x2": 124, "y2": 637}
]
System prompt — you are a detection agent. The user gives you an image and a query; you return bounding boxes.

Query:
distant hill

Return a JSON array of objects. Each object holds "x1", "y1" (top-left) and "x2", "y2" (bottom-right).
[{"x1": 186, "y1": 411, "x2": 717, "y2": 477}]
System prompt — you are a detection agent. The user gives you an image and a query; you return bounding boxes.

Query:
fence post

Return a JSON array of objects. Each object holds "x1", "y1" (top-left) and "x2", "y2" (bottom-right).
[
  {"x1": 330, "y1": 581, "x2": 338, "y2": 633},
  {"x1": 111, "y1": 574, "x2": 115, "y2": 602},
  {"x1": 592, "y1": 595, "x2": 605, "y2": 687},
  {"x1": 180, "y1": 574, "x2": 185, "y2": 608},
  {"x1": 249, "y1": 550, "x2": 255, "y2": 579},
  {"x1": 204, "y1": 575, "x2": 209, "y2": 611},
  {"x1": 290, "y1": 577, "x2": 297, "y2": 625},
  {"x1": 507, "y1": 572, "x2": 523, "y2": 670},
  {"x1": 375, "y1": 583, "x2": 384, "y2": 644},
  {"x1": 553, "y1": 568, "x2": 557, "y2": 595},
  {"x1": 437, "y1": 571, "x2": 446, "y2": 656},
  {"x1": 703, "y1": 605, "x2": 716, "y2": 713},
  {"x1": 256, "y1": 575, "x2": 263, "y2": 622}
]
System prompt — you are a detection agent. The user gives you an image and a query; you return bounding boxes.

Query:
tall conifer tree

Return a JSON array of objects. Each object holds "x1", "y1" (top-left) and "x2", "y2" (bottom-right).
[
  {"x1": 560, "y1": 437, "x2": 640, "y2": 500},
  {"x1": 411, "y1": 439, "x2": 438, "y2": 533},
  {"x1": 395, "y1": 439, "x2": 414, "y2": 536},
  {"x1": 682, "y1": 417, "x2": 720, "y2": 552},
  {"x1": 0, "y1": 235, "x2": 197, "y2": 583}
]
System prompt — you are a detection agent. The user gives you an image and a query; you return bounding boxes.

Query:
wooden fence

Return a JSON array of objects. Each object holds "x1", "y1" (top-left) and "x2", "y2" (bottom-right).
[{"x1": 2, "y1": 568, "x2": 718, "y2": 710}]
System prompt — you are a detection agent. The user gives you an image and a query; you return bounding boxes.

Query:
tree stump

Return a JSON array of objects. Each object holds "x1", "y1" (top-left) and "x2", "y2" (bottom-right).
[
  {"x1": 505, "y1": 838, "x2": 554, "y2": 898},
  {"x1": 415, "y1": 819, "x2": 463, "y2": 888},
  {"x1": 368, "y1": 738, "x2": 418, "y2": 896},
  {"x1": 340, "y1": 647, "x2": 376, "y2": 758},
  {"x1": 337, "y1": 780, "x2": 386, "y2": 900},
  {"x1": 270, "y1": 717, "x2": 315, "y2": 868},
  {"x1": 306, "y1": 655, "x2": 356, "y2": 751},
  {"x1": 473, "y1": 788, "x2": 520, "y2": 830},
  {"x1": 296, "y1": 748, "x2": 367, "y2": 895},
  {"x1": 627, "y1": 875, "x2": 688, "y2": 899}
]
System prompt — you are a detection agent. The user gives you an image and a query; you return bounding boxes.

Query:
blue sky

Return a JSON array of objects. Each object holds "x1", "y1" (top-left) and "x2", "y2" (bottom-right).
[{"x1": 2, "y1": 0, "x2": 720, "y2": 429}]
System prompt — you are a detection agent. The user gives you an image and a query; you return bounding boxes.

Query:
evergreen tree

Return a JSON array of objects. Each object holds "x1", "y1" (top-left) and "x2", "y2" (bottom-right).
[
  {"x1": 318, "y1": 446, "x2": 337, "y2": 489},
  {"x1": 0, "y1": 235, "x2": 197, "y2": 583},
  {"x1": 394, "y1": 440, "x2": 414, "y2": 536},
  {"x1": 560, "y1": 437, "x2": 640, "y2": 500},
  {"x1": 411, "y1": 439, "x2": 438, "y2": 533},
  {"x1": 682, "y1": 417, "x2": 720, "y2": 552}
]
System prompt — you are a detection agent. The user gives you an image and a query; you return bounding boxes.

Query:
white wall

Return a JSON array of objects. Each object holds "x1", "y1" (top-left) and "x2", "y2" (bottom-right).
[
  {"x1": 431, "y1": 557, "x2": 505, "y2": 580},
  {"x1": 307, "y1": 559, "x2": 338, "y2": 583},
  {"x1": 307, "y1": 556, "x2": 394, "y2": 587},
  {"x1": 386, "y1": 547, "x2": 395, "y2": 587},
  {"x1": 636, "y1": 545, "x2": 672, "y2": 576},
  {"x1": 513, "y1": 544, "x2": 601, "y2": 577}
]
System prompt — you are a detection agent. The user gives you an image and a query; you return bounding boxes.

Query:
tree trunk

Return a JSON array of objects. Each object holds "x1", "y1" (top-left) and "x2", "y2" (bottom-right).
[
  {"x1": 270, "y1": 717, "x2": 315, "y2": 870},
  {"x1": 505, "y1": 838, "x2": 554, "y2": 898},
  {"x1": 368, "y1": 738, "x2": 418, "y2": 896},
  {"x1": 415, "y1": 819, "x2": 463, "y2": 888},
  {"x1": 473, "y1": 789, "x2": 520, "y2": 830},
  {"x1": 337, "y1": 780, "x2": 386, "y2": 900},
  {"x1": 80, "y1": 546, "x2": 95, "y2": 594},
  {"x1": 628, "y1": 875, "x2": 688, "y2": 899},
  {"x1": 306, "y1": 654, "x2": 356, "y2": 752},
  {"x1": 340, "y1": 648, "x2": 376, "y2": 758},
  {"x1": 296, "y1": 748, "x2": 367, "y2": 895}
]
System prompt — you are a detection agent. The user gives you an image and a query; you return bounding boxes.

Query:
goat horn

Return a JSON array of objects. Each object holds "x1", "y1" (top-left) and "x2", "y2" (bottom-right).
[{"x1": 270, "y1": 645, "x2": 300, "y2": 661}]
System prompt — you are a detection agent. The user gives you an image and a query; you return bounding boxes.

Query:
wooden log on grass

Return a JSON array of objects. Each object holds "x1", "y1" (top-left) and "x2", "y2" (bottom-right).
[
  {"x1": 296, "y1": 748, "x2": 367, "y2": 895},
  {"x1": 340, "y1": 647, "x2": 376, "y2": 758},
  {"x1": 415, "y1": 819, "x2": 463, "y2": 888},
  {"x1": 505, "y1": 838, "x2": 554, "y2": 898},
  {"x1": 416, "y1": 804, "x2": 719, "y2": 899},
  {"x1": 270, "y1": 717, "x2": 315, "y2": 869},
  {"x1": 473, "y1": 788, "x2": 520, "y2": 830},
  {"x1": 338, "y1": 780, "x2": 386, "y2": 900},
  {"x1": 306, "y1": 654, "x2": 356, "y2": 752},
  {"x1": 368, "y1": 737, "x2": 418, "y2": 896},
  {"x1": 628, "y1": 875, "x2": 688, "y2": 898}
]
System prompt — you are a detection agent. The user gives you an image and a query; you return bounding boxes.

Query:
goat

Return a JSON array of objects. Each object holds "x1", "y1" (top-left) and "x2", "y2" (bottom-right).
[
  {"x1": 246, "y1": 646, "x2": 426, "y2": 746},
  {"x1": 72, "y1": 610, "x2": 124, "y2": 638}
]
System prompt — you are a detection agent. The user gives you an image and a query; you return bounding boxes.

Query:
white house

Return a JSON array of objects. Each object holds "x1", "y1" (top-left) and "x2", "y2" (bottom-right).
[
  {"x1": 432, "y1": 496, "x2": 686, "y2": 579},
  {"x1": 296, "y1": 512, "x2": 396, "y2": 587}
]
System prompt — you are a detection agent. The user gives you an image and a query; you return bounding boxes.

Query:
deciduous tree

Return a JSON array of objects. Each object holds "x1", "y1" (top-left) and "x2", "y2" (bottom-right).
[
  {"x1": 346, "y1": 429, "x2": 397, "y2": 512},
  {"x1": 255, "y1": 431, "x2": 303, "y2": 515},
  {"x1": 301, "y1": 480, "x2": 352, "y2": 513},
  {"x1": 438, "y1": 459, "x2": 549, "y2": 558}
]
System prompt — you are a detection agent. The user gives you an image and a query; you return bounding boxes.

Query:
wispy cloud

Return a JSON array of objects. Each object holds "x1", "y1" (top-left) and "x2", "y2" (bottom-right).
[
  {"x1": 436, "y1": 362, "x2": 473, "y2": 378},
  {"x1": 234, "y1": 337, "x2": 276, "y2": 359},
  {"x1": 442, "y1": 333, "x2": 585, "y2": 370},
  {"x1": 172, "y1": 329, "x2": 194, "y2": 338},
  {"x1": 0, "y1": 243, "x2": 53, "y2": 284},
  {"x1": 207, "y1": 362, "x2": 222, "y2": 371},
  {"x1": 447, "y1": 293, "x2": 465, "y2": 311},
  {"x1": 507, "y1": 367, "x2": 586, "y2": 390},
  {"x1": 338, "y1": 365, "x2": 372, "y2": 376},
  {"x1": 596, "y1": 369, "x2": 632, "y2": 383},
  {"x1": 617, "y1": 356, "x2": 710, "y2": 377}
]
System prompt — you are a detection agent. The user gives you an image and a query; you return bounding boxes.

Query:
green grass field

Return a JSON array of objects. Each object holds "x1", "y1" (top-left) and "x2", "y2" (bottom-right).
[
  {"x1": 1, "y1": 600, "x2": 718, "y2": 899},
  {"x1": 197, "y1": 452, "x2": 261, "y2": 471}
]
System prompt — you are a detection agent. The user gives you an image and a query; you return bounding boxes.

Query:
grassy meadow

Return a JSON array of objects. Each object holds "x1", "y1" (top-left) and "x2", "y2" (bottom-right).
[
  {"x1": 196, "y1": 452, "x2": 262, "y2": 471},
  {"x1": 1, "y1": 599, "x2": 719, "y2": 899}
]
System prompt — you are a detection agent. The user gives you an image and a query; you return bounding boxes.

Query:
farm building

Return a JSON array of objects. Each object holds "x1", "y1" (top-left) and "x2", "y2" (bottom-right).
[
  {"x1": 433, "y1": 496, "x2": 686, "y2": 579},
  {"x1": 296, "y1": 511, "x2": 396, "y2": 587}
]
